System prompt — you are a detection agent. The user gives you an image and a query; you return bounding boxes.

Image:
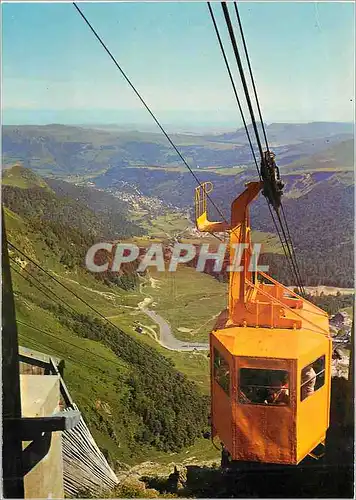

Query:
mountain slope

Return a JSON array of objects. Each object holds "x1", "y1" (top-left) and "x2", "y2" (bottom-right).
[
  {"x1": 2, "y1": 168, "x2": 211, "y2": 466},
  {"x1": 2, "y1": 124, "x2": 353, "y2": 289},
  {"x1": 252, "y1": 179, "x2": 354, "y2": 287},
  {"x1": 2, "y1": 163, "x2": 51, "y2": 189},
  {"x1": 2, "y1": 165, "x2": 144, "y2": 251},
  {"x1": 45, "y1": 178, "x2": 145, "y2": 239},
  {"x1": 208, "y1": 121, "x2": 353, "y2": 145},
  {"x1": 283, "y1": 139, "x2": 354, "y2": 173}
]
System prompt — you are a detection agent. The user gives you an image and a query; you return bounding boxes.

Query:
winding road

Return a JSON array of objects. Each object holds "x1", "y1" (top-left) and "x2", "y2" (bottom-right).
[{"x1": 138, "y1": 299, "x2": 209, "y2": 352}]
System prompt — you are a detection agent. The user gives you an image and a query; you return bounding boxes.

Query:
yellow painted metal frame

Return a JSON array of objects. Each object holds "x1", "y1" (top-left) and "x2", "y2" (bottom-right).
[{"x1": 197, "y1": 180, "x2": 332, "y2": 465}]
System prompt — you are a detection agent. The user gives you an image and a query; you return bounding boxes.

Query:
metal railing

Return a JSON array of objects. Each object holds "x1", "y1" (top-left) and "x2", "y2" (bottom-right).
[
  {"x1": 245, "y1": 273, "x2": 330, "y2": 336},
  {"x1": 195, "y1": 181, "x2": 214, "y2": 220}
]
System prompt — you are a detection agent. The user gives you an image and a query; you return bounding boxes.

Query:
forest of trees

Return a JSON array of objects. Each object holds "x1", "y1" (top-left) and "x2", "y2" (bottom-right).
[
  {"x1": 4, "y1": 171, "x2": 209, "y2": 462},
  {"x1": 2, "y1": 182, "x2": 144, "y2": 272},
  {"x1": 47, "y1": 178, "x2": 144, "y2": 239},
  {"x1": 2, "y1": 182, "x2": 143, "y2": 240},
  {"x1": 186, "y1": 249, "x2": 354, "y2": 290},
  {"x1": 307, "y1": 292, "x2": 354, "y2": 316},
  {"x1": 42, "y1": 301, "x2": 210, "y2": 453}
]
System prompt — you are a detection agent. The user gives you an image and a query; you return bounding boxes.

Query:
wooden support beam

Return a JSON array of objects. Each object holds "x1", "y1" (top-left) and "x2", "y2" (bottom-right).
[
  {"x1": 1, "y1": 209, "x2": 25, "y2": 498},
  {"x1": 19, "y1": 346, "x2": 65, "y2": 377},
  {"x1": 49, "y1": 357, "x2": 74, "y2": 407},
  {"x1": 4, "y1": 410, "x2": 81, "y2": 440},
  {"x1": 19, "y1": 345, "x2": 62, "y2": 368}
]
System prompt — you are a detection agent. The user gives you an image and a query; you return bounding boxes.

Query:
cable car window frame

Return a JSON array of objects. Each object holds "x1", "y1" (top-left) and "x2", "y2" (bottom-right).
[
  {"x1": 300, "y1": 355, "x2": 326, "y2": 402},
  {"x1": 238, "y1": 368, "x2": 290, "y2": 406},
  {"x1": 213, "y1": 348, "x2": 230, "y2": 395}
]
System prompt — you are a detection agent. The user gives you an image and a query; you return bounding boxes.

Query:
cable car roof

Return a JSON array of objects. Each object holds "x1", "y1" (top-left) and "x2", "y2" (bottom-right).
[{"x1": 213, "y1": 325, "x2": 330, "y2": 360}]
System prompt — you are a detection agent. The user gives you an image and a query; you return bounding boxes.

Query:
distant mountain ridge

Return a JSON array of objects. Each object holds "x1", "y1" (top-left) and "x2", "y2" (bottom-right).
[
  {"x1": 206, "y1": 121, "x2": 353, "y2": 144},
  {"x1": 2, "y1": 122, "x2": 353, "y2": 177},
  {"x1": 2, "y1": 123, "x2": 354, "y2": 287},
  {"x1": 283, "y1": 139, "x2": 354, "y2": 173}
]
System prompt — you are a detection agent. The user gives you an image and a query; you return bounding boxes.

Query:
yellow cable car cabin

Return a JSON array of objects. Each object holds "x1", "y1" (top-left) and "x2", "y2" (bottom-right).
[{"x1": 195, "y1": 179, "x2": 332, "y2": 465}]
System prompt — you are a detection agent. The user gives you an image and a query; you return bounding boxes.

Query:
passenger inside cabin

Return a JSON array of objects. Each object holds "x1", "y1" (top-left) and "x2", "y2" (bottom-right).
[
  {"x1": 239, "y1": 368, "x2": 290, "y2": 405},
  {"x1": 301, "y1": 364, "x2": 316, "y2": 400},
  {"x1": 240, "y1": 385, "x2": 267, "y2": 404},
  {"x1": 265, "y1": 372, "x2": 289, "y2": 405}
]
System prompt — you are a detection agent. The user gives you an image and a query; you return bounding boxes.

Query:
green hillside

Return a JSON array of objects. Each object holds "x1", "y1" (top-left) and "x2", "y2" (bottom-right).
[
  {"x1": 2, "y1": 167, "x2": 227, "y2": 466},
  {"x1": 2, "y1": 165, "x2": 143, "y2": 249},
  {"x1": 2, "y1": 132, "x2": 353, "y2": 496},
  {"x1": 5, "y1": 205, "x2": 213, "y2": 465},
  {"x1": 2, "y1": 163, "x2": 51, "y2": 189},
  {"x1": 283, "y1": 139, "x2": 354, "y2": 173},
  {"x1": 145, "y1": 267, "x2": 226, "y2": 343}
]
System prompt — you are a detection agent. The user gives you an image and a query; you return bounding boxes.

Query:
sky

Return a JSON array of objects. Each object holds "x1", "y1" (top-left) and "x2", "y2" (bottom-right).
[{"x1": 2, "y1": 1, "x2": 355, "y2": 129}]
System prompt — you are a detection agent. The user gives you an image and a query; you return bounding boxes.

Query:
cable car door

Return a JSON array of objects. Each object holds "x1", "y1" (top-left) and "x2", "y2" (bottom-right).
[{"x1": 233, "y1": 356, "x2": 297, "y2": 464}]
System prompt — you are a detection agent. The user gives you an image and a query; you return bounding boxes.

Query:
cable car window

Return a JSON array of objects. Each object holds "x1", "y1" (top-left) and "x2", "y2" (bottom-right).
[
  {"x1": 239, "y1": 368, "x2": 289, "y2": 406},
  {"x1": 300, "y1": 355, "x2": 325, "y2": 401},
  {"x1": 213, "y1": 348, "x2": 230, "y2": 395}
]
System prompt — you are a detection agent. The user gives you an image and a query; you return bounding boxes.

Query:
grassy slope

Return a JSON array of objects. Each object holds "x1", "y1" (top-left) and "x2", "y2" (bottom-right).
[
  {"x1": 5, "y1": 202, "x2": 215, "y2": 463},
  {"x1": 2, "y1": 163, "x2": 51, "y2": 189},
  {"x1": 6, "y1": 207, "x2": 139, "y2": 462},
  {"x1": 134, "y1": 212, "x2": 193, "y2": 239},
  {"x1": 144, "y1": 267, "x2": 227, "y2": 343},
  {"x1": 341, "y1": 306, "x2": 353, "y2": 317},
  {"x1": 1, "y1": 169, "x2": 209, "y2": 463},
  {"x1": 283, "y1": 139, "x2": 354, "y2": 174}
]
